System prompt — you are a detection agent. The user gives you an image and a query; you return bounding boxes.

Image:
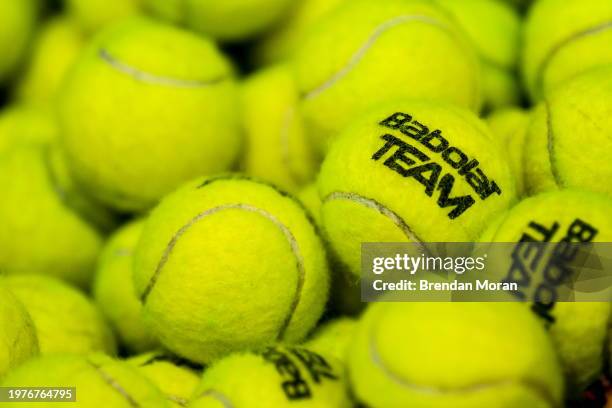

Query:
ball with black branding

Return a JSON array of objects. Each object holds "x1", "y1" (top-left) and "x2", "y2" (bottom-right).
[
  {"x1": 479, "y1": 189, "x2": 612, "y2": 393},
  {"x1": 189, "y1": 346, "x2": 352, "y2": 407},
  {"x1": 317, "y1": 100, "x2": 516, "y2": 278}
]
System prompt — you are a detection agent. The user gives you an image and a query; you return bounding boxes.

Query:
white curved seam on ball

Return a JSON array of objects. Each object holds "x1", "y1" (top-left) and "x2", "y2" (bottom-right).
[
  {"x1": 99, "y1": 49, "x2": 226, "y2": 88},
  {"x1": 324, "y1": 191, "x2": 431, "y2": 255},
  {"x1": 87, "y1": 360, "x2": 140, "y2": 407},
  {"x1": 142, "y1": 203, "x2": 306, "y2": 340},
  {"x1": 545, "y1": 101, "x2": 564, "y2": 189},
  {"x1": 167, "y1": 394, "x2": 189, "y2": 407},
  {"x1": 368, "y1": 333, "x2": 560, "y2": 407},
  {"x1": 304, "y1": 15, "x2": 450, "y2": 101},
  {"x1": 197, "y1": 390, "x2": 234, "y2": 408},
  {"x1": 535, "y1": 21, "x2": 612, "y2": 95}
]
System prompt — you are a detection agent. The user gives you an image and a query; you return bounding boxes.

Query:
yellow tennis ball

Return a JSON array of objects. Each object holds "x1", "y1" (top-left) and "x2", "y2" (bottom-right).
[
  {"x1": 478, "y1": 189, "x2": 612, "y2": 393},
  {"x1": 433, "y1": 0, "x2": 522, "y2": 110},
  {"x1": 1, "y1": 353, "x2": 168, "y2": 407},
  {"x1": 189, "y1": 346, "x2": 351, "y2": 407},
  {"x1": 292, "y1": 0, "x2": 482, "y2": 152},
  {"x1": 522, "y1": 0, "x2": 612, "y2": 101},
  {"x1": 64, "y1": 0, "x2": 143, "y2": 34},
  {"x1": 486, "y1": 108, "x2": 530, "y2": 196},
  {"x1": 58, "y1": 18, "x2": 241, "y2": 212},
  {"x1": 2, "y1": 274, "x2": 116, "y2": 356},
  {"x1": 0, "y1": 147, "x2": 114, "y2": 288},
  {"x1": 0, "y1": 0, "x2": 38, "y2": 82},
  {"x1": 523, "y1": 67, "x2": 612, "y2": 197},
  {"x1": 0, "y1": 285, "x2": 39, "y2": 379},
  {"x1": 93, "y1": 220, "x2": 158, "y2": 354},
  {"x1": 144, "y1": 0, "x2": 293, "y2": 42},
  {"x1": 297, "y1": 183, "x2": 322, "y2": 227},
  {"x1": 0, "y1": 105, "x2": 58, "y2": 156},
  {"x1": 128, "y1": 351, "x2": 201, "y2": 408},
  {"x1": 255, "y1": 0, "x2": 348, "y2": 64},
  {"x1": 15, "y1": 17, "x2": 85, "y2": 105},
  {"x1": 349, "y1": 302, "x2": 564, "y2": 407},
  {"x1": 241, "y1": 65, "x2": 317, "y2": 193},
  {"x1": 303, "y1": 318, "x2": 357, "y2": 362},
  {"x1": 318, "y1": 100, "x2": 516, "y2": 278},
  {"x1": 133, "y1": 175, "x2": 330, "y2": 364}
]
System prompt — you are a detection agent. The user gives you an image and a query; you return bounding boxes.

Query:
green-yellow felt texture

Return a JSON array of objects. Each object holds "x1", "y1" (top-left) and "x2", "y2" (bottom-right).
[
  {"x1": 0, "y1": 0, "x2": 38, "y2": 82},
  {"x1": 16, "y1": 17, "x2": 85, "y2": 105},
  {"x1": 433, "y1": 0, "x2": 522, "y2": 110},
  {"x1": 0, "y1": 147, "x2": 110, "y2": 288},
  {"x1": 478, "y1": 189, "x2": 612, "y2": 393},
  {"x1": 64, "y1": 0, "x2": 143, "y2": 34},
  {"x1": 318, "y1": 100, "x2": 516, "y2": 277},
  {"x1": 128, "y1": 351, "x2": 201, "y2": 407},
  {"x1": 523, "y1": 67, "x2": 612, "y2": 198},
  {"x1": 144, "y1": 0, "x2": 293, "y2": 41},
  {"x1": 241, "y1": 65, "x2": 317, "y2": 193},
  {"x1": 189, "y1": 346, "x2": 351, "y2": 407},
  {"x1": 0, "y1": 106, "x2": 58, "y2": 157},
  {"x1": 2, "y1": 274, "x2": 116, "y2": 356},
  {"x1": 292, "y1": 0, "x2": 482, "y2": 153},
  {"x1": 94, "y1": 220, "x2": 158, "y2": 353},
  {"x1": 349, "y1": 302, "x2": 564, "y2": 407},
  {"x1": 59, "y1": 17, "x2": 241, "y2": 212},
  {"x1": 486, "y1": 108, "x2": 530, "y2": 196},
  {"x1": 0, "y1": 353, "x2": 168, "y2": 408},
  {"x1": 0, "y1": 285, "x2": 39, "y2": 379},
  {"x1": 134, "y1": 176, "x2": 329, "y2": 364},
  {"x1": 522, "y1": 0, "x2": 612, "y2": 101}
]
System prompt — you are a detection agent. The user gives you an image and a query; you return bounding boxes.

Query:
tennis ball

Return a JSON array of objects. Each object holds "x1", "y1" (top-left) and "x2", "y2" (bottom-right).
[
  {"x1": 523, "y1": 67, "x2": 612, "y2": 197},
  {"x1": 433, "y1": 0, "x2": 522, "y2": 110},
  {"x1": 292, "y1": 0, "x2": 482, "y2": 153},
  {"x1": 2, "y1": 274, "x2": 116, "y2": 356},
  {"x1": 133, "y1": 175, "x2": 330, "y2": 364},
  {"x1": 144, "y1": 0, "x2": 293, "y2": 42},
  {"x1": 349, "y1": 302, "x2": 564, "y2": 407},
  {"x1": 93, "y1": 220, "x2": 158, "y2": 353},
  {"x1": 0, "y1": 147, "x2": 114, "y2": 288},
  {"x1": 0, "y1": 105, "x2": 58, "y2": 156},
  {"x1": 522, "y1": 0, "x2": 612, "y2": 101},
  {"x1": 297, "y1": 183, "x2": 322, "y2": 227},
  {"x1": 59, "y1": 18, "x2": 241, "y2": 212},
  {"x1": 0, "y1": 0, "x2": 38, "y2": 82},
  {"x1": 241, "y1": 65, "x2": 317, "y2": 193},
  {"x1": 478, "y1": 189, "x2": 612, "y2": 393},
  {"x1": 15, "y1": 17, "x2": 85, "y2": 105},
  {"x1": 189, "y1": 346, "x2": 351, "y2": 407},
  {"x1": 1, "y1": 353, "x2": 168, "y2": 407},
  {"x1": 0, "y1": 285, "x2": 39, "y2": 378},
  {"x1": 486, "y1": 108, "x2": 530, "y2": 196},
  {"x1": 318, "y1": 100, "x2": 516, "y2": 278},
  {"x1": 64, "y1": 0, "x2": 143, "y2": 34},
  {"x1": 304, "y1": 318, "x2": 357, "y2": 362},
  {"x1": 128, "y1": 351, "x2": 201, "y2": 407},
  {"x1": 255, "y1": 0, "x2": 348, "y2": 64}
]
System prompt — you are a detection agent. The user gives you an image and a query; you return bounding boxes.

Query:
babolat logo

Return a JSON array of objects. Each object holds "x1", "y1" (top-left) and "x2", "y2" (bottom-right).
[
  {"x1": 262, "y1": 347, "x2": 339, "y2": 401},
  {"x1": 373, "y1": 112, "x2": 502, "y2": 219},
  {"x1": 503, "y1": 219, "x2": 598, "y2": 323}
]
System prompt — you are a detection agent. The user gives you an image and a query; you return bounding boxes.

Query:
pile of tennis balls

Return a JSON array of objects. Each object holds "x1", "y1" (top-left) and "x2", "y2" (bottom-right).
[{"x1": 0, "y1": 0, "x2": 611, "y2": 406}]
